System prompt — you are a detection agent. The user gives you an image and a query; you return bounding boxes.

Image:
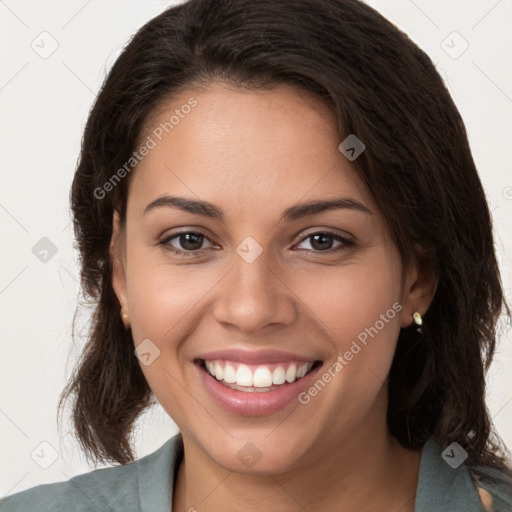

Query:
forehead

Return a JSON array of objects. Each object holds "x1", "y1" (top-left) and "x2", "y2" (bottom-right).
[{"x1": 128, "y1": 82, "x2": 376, "y2": 220}]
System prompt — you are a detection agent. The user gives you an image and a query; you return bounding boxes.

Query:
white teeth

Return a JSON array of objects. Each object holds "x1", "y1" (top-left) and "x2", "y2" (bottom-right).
[
  {"x1": 223, "y1": 363, "x2": 236, "y2": 383},
  {"x1": 285, "y1": 364, "x2": 297, "y2": 383},
  {"x1": 235, "y1": 364, "x2": 253, "y2": 386},
  {"x1": 204, "y1": 360, "x2": 315, "y2": 387},
  {"x1": 272, "y1": 366, "x2": 286, "y2": 385},
  {"x1": 253, "y1": 367, "x2": 273, "y2": 387},
  {"x1": 214, "y1": 361, "x2": 223, "y2": 381},
  {"x1": 296, "y1": 364, "x2": 307, "y2": 379}
]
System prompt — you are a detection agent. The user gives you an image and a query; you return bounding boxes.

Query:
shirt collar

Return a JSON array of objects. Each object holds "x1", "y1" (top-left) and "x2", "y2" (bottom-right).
[
  {"x1": 413, "y1": 437, "x2": 485, "y2": 511},
  {"x1": 137, "y1": 432, "x2": 184, "y2": 512}
]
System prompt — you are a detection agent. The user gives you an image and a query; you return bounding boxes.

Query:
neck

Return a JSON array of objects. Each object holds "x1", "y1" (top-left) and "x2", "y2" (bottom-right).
[{"x1": 172, "y1": 427, "x2": 421, "y2": 512}]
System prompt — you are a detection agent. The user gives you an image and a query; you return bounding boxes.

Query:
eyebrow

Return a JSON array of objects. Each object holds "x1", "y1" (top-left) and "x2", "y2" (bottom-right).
[{"x1": 143, "y1": 195, "x2": 372, "y2": 221}]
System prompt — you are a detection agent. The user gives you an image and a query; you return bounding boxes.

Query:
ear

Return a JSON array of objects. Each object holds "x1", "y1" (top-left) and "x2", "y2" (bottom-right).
[
  {"x1": 109, "y1": 208, "x2": 128, "y2": 309},
  {"x1": 400, "y1": 254, "x2": 438, "y2": 328}
]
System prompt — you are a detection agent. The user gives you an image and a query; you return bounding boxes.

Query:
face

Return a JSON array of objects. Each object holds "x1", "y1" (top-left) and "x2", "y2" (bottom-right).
[{"x1": 110, "y1": 82, "x2": 434, "y2": 474}]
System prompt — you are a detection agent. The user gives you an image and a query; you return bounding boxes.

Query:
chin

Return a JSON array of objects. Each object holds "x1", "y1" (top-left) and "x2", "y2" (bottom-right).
[{"x1": 200, "y1": 430, "x2": 313, "y2": 475}]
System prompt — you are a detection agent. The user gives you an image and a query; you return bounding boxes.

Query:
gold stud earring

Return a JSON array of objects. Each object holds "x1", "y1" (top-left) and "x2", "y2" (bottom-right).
[
  {"x1": 120, "y1": 305, "x2": 131, "y2": 330},
  {"x1": 413, "y1": 311, "x2": 422, "y2": 334}
]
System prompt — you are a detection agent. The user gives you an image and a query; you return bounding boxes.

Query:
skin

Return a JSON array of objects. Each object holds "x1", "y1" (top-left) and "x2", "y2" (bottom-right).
[{"x1": 110, "y1": 82, "x2": 438, "y2": 511}]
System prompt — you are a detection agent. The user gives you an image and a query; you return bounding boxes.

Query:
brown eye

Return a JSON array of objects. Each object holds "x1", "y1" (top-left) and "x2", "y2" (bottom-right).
[
  {"x1": 160, "y1": 231, "x2": 215, "y2": 256},
  {"x1": 295, "y1": 231, "x2": 354, "y2": 253}
]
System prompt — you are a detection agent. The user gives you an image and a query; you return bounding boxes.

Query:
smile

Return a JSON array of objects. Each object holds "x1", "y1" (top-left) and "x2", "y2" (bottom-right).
[
  {"x1": 194, "y1": 355, "x2": 323, "y2": 416},
  {"x1": 201, "y1": 359, "x2": 317, "y2": 391}
]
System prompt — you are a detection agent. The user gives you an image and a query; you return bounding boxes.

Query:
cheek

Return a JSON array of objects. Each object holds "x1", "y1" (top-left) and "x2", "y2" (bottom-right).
[
  {"x1": 125, "y1": 242, "x2": 216, "y2": 342},
  {"x1": 296, "y1": 256, "x2": 402, "y2": 374},
  {"x1": 123, "y1": 246, "x2": 208, "y2": 417},
  {"x1": 289, "y1": 259, "x2": 403, "y2": 434},
  {"x1": 123, "y1": 243, "x2": 231, "y2": 406}
]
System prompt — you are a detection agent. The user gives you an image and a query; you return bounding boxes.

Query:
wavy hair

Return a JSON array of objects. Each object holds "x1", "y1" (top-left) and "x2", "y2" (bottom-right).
[{"x1": 58, "y1": 0, "x2": 511, "y2": 489}]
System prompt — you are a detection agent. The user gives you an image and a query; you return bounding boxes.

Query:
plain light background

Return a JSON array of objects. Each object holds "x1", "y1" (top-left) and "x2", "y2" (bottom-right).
[{"x1": 1, "y1": 0, "x2": 511, "y2": 497}]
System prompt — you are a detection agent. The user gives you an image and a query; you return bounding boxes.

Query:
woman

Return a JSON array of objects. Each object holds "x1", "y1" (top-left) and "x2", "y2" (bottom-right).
[{"x1": 1, "y1": 0, "x2": 511, "y2": 510}]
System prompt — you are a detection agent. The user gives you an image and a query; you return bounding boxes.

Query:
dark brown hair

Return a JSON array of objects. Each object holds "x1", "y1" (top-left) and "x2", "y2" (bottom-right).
[{"x1": 58, "y1": 0, "x2": 511, "y2": 486}]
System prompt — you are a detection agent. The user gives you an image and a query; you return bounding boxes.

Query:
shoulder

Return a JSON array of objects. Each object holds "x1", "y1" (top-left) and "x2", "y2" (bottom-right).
[
  {"x1": 414, "y1": 437, "x2": 512, "y2": 511},
  {"x1": 0, "y1": 435, "x2": 182, "y2": 512},
  {"x1": 0, "y1": 459, "x2": 139, "y2": 512}
]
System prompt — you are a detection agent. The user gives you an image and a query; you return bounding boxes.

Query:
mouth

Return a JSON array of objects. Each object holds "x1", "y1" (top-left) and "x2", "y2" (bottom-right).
[{"x1": 196, "y1": 358, "x2": 323, "y2": 393}]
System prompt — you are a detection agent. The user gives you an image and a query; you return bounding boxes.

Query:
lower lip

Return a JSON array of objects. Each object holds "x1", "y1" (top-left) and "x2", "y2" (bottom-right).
[{"x1": 196, "y1": 361, "x2": 322, "y2": 416}]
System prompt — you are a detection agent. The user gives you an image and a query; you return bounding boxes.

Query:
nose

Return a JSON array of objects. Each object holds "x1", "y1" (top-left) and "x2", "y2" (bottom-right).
[{"x1": 212, "y1": 250, "x2": 297, "y2": 334}]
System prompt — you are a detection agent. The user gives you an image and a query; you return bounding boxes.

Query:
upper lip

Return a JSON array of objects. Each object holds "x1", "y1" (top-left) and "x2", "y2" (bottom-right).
[{"x1": 196, "y1": 348, "x2": 321, "y2": 365}]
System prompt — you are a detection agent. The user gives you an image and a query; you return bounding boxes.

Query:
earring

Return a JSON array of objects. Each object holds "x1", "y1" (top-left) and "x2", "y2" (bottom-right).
[
  {"x1": 120, "y1": 305, "x2": 131, "y2": 330},
  {"x1": 413, "y1": 311, "x2": 422, "y2": 334}
]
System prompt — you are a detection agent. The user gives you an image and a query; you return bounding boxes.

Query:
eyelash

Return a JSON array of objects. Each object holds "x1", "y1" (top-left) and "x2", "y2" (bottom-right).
[{"x1": 159, "y1": 230, "x2": 355, "y2": 257}]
